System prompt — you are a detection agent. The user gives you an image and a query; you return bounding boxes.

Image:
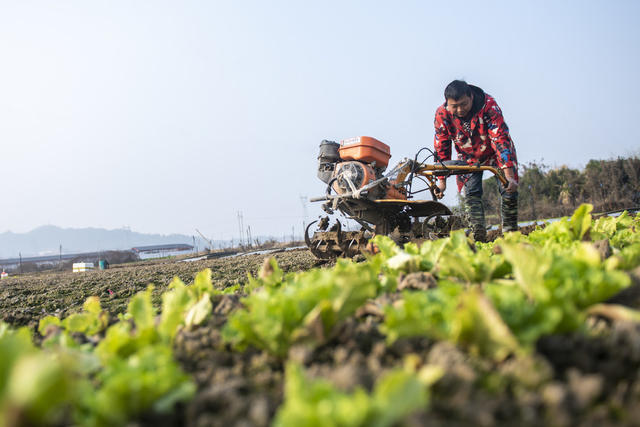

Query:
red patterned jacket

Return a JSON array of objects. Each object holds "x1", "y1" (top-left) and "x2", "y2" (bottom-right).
[{"x1": 434, "y1": 86, "x2": 518, "y2": 184}]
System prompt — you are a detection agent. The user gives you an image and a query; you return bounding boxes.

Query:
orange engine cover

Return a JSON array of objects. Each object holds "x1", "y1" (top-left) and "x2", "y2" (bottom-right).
[{"x1": 339, "y1": 136, "x2": 391, "y2": 168}]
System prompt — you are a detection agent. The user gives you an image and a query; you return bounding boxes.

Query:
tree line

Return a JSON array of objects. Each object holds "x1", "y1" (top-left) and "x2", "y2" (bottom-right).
[{"x1": 478, "y1": 156, "x2": 640, "y2": 223}]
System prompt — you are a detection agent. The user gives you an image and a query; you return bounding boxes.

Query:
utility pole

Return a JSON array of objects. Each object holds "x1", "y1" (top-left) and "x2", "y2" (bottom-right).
[
  {"x1": 59, "y1": 245, "x2": 62, "y2": 270},
  {"x1": 19, "y1": 252, "x2": 22, "y2": 274},
  {"x1": 299, "y1": 195, "x2": 309, "y2": 231},
  {"x1": 247, "y1": 226, "x2": 252, "y2": 248},
  {"x1": 237, "y1": 211, "x2": 245, "y2": 247},
  {"x1": 195, "y1": 229, "x2": 213, "y2": 251}
]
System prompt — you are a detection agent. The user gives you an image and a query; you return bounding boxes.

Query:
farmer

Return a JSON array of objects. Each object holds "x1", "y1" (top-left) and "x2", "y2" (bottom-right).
[{"x1": 433, "y1": 80, "x2": 519, "y2": 242}]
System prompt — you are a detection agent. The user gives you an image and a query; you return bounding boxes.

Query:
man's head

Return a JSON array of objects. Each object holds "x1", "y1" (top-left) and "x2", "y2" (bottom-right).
[{"x1": 444, "y1": 80, "x2": 473, "y2": 118}]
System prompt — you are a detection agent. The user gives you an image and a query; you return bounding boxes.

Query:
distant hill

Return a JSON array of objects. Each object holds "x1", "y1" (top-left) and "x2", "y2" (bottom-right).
[{"x1": 0, "y1": 225, "x2": 195, "y2": 258}]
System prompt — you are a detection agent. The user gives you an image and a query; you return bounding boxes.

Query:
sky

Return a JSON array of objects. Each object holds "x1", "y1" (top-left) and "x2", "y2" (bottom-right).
[{"x1": 1, "y1": 0, "x2": 638, "y2": 241}]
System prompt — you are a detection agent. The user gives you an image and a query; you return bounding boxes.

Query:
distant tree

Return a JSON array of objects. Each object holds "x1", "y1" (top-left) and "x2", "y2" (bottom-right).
[{"x1": 478, "y1": 155, "x2": 640, "y2": 223}]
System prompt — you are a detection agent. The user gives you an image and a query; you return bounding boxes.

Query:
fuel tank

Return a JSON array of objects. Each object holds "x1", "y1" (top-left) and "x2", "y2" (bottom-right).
[{"x1": 339, "y1": 136, "x2": 391, "y2": 168}]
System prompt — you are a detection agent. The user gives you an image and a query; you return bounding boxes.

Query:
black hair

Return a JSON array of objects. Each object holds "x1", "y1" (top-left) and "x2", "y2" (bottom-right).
[{"x1": 444, "y1": 80, "x2": 471, "y2": 101}]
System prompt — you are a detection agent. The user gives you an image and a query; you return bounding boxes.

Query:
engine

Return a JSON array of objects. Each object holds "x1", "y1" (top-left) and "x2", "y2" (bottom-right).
[
  {"x1": 316, "y1": 137, "x2": 400, "y2": 200},
  {"x1": 333, "y1": 161, "x2": 377, "y2": 194}
]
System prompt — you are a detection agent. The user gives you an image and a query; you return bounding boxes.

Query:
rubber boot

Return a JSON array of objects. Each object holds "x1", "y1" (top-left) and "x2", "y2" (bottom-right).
[
  {"x1": 466, "y1": 194, "x2": 487, "y2": 242},
  {"x1": 501, "y1": 193, "x2": 519, "y2": 232}
]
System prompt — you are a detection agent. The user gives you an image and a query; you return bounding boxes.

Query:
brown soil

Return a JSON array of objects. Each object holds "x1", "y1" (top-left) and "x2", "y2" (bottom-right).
[
  {"x1": 0, "y1": 249, "x2": 318, "y2": 329},
  {"x1": 4, "y1": 236, "x2": 640, "y2": 426}
]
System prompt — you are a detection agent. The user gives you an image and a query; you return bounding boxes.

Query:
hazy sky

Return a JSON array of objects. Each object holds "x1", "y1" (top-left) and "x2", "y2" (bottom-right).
[{"x1": 1, "y1": 0, "x2": 638, "y2": 241}]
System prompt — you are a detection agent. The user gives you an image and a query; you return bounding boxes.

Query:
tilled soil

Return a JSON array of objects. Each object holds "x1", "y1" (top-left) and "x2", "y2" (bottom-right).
[
  {"x1": 173, "y1": 289, "x2": 640, "y2": 427},
  {"x1": 4, "y1": 236, "x2": 640, "y2": 426},
  {"x1": 0, "y1": 249, "x2": 318, "y2": 329}
]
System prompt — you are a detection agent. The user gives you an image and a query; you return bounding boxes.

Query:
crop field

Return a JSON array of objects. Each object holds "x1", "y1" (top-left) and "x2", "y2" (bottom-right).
[{"x1": 1, "y1": 204, "x2": 640, "y2": 426}]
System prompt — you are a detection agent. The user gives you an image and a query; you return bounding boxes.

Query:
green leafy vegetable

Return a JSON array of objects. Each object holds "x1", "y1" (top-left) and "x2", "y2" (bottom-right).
[
  {"x1": 223, "y1": 257, "x2": 382, "y2": 356},
  {"x1": 273, "y1": 361, "x2": 441, "y2": 427},
  {"x1": 0, "y1": 269, "x2": 221, "y2": 426},
  {"x1": 381, "y1": 204, "x2": 636, "y2": 357}
]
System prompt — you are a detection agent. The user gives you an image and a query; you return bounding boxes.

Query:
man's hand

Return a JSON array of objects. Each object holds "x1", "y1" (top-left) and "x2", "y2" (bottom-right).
[
  {"x1": 434, "y1": 180, "x2": 446, "y2": 199},
  {"x1": 503, "y1": 167, "x2": 518, "y2": 193},
  {"x1": 505, "y1": 178, "x2": 518, "y2": 193}
]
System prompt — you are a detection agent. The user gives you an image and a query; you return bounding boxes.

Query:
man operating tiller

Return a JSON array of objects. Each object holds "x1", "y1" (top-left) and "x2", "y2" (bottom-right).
[{"x1": 433, "y1": 80, "x2": 519, "y2": 242}]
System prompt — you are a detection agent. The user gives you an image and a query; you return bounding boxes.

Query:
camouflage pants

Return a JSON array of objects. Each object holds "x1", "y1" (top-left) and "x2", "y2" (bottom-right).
[{"x1": 443, "y1": 160, "x2": 518, "y2": 242}]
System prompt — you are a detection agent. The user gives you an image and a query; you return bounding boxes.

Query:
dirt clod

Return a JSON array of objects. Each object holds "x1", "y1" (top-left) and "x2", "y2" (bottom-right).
[{"x1": 398, "y1": 272, "x2": 438, "y2": 290}]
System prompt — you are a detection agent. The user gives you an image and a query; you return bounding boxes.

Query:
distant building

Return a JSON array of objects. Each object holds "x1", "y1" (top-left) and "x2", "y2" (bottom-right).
[
  {"x1": 0, "y1": 243, "x2": 194, "y2": 271},
  {"x1": 131, "y1": 244, "x2": 193, "y2": 254},
  {"x1": 73, "y1": 262, "x2": 94, "y2": 273}
]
